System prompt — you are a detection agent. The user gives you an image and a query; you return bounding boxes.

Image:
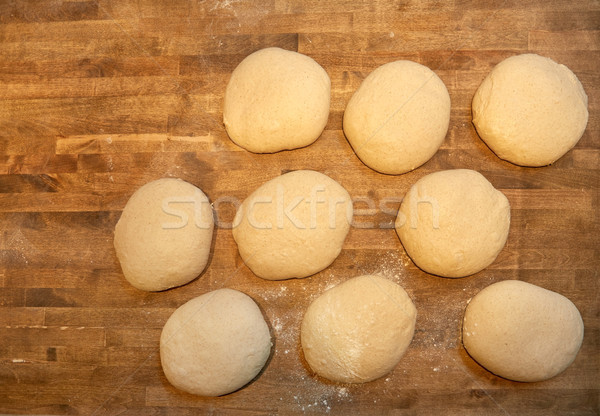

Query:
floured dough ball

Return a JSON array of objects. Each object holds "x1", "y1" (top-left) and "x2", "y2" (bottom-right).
[
  {"x1": 301, "y1": 275, "x2": 417, "y2": 383},
  {"x1": 463, "y1": 280, "x2": 584, "y2": 382},
  {"x1": 232, "y1": 170, "x2": 353, "y2": 280},
  {"x1": 395, "y1": 169, "x2": 510, "y2": 278},
  {"x1": 343, "y1": 60, "x2": 451, "y2": 174},
  {"x1": 472, "y1": 53, "x2": 588, "y2": 166},
  {"x1": 114, "y1": 178, "x2": 214, "y2": 291},
  {"x1": 160, "y1": 289, "x2": 272, "y2": 396},
  {"x1": 223, "y1": 47, "x2": 331, "y2": 153}
]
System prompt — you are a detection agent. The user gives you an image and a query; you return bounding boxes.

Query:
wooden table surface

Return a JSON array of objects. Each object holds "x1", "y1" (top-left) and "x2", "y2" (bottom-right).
[{"x1": 1, "y1": 0, "x2": 598, "y2": 414}]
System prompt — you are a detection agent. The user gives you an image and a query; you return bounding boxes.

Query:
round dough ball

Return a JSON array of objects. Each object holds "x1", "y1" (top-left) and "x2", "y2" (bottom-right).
[
  {"x1": 114, "y1": 178, "x2": 214, "y2": 291},
  {"x1": 232, "y1": 170, "x2": 353, "y2": 280},
  {"x1": 160, "y1": 289, "x2": 272, "y2": 396},
  {"x1": 463, "y1": 280, "x2": 584, "y2": 382},
  {"x1": 395, "y1": 169, "x2": 510, "y2": 278},
  {"x1": 301, "y1": 275, "x2": 417, "y2": 383},
  {"x1": 223, "y1": 47, "x2": 331, "y2": 153},
  {"x1": 472, "y1": 53, "x2": 588, "y2": 166},
  {"x1": 343, "y1": 60, "x2": 450, "y2": 174}
]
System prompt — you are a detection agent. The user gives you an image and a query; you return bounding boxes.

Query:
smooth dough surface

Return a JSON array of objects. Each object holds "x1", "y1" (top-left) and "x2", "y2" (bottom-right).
[
  {"x1": 472, "y1": 53, "x2": 588, "y2": 166},
  {"x1": 114, "y1": 178, "x2": 214, "y2": 291},
  {"x1": 343, "y1": 60, "x2": 450, "y2": 174},
  {"x1": 160, "y1": 289, "x2": 272, "y2": 396},
  {"x1": 223, "y1": 47, "x2": 331, "y2": 153},
  {"x1": 233, "y1": 170, "x2": 352, "y2": 280},
  {"x1": 395, "y1": 169, "x2": 510, "y2": 278},
  {"x1": 301, "y1": 275, "x2": 417, "y2": 383},
  {"x1": 463, "y1": 280, "x2": 584, "y2": 382}
]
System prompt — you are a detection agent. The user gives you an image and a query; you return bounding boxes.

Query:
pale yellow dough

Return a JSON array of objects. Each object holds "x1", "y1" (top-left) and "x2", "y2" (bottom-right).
[
  {"x1": 463, "y1": 280, "x2": 584, "y2": 382},
  {"x1": 343, "y1": 60, "x2": 450, "y2": 174},
  {"x1": 160, "y1": 289, "x2": 272, "y2": 396},
  {"x1": 472, "y1": 53, "x2": 588, "y2": 166},
  {"x1": 223, "y1": 47, "x2": 331, "y2": 153},
  {"x1": 232, "y1": 170, "x2": 353, "y2": 280},
  {"x1": 114, "y1": 178, "x2": 214, "y2": 291},
  {"x1": 301, "y1": 275, "x2": 417, "y2": 383},
  {"x1": 395, "y1": 169, "x2": 510, "y2": 278}
]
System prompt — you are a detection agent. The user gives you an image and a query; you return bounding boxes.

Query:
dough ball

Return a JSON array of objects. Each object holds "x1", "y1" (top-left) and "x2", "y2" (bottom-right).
[
  {"x1": 160, "y1": 289, "x2": 272, "y2": 396},
  {"x1": 463, "y1": 280, "x2": 584, "y2": 382},
  {"x1": 472, "y1": 53, "x2": 588, "y2": 166},
  {"x1": 223, "y1": 47, "x2": 331, "y2": 153},
  {"x1": 343, "y1": 60, "x2": 450, "y2": 174},
  {"x1": 301, "y1": 275, "x2": 417, "y2": 383},
  {"x1": 232, "y1": 170, "x2": 352, "y2": 280},
  {"x1": 395, "y1": 169, "x2": 510, "y2": 278},
  {"x1": 114, "y1": 178, "x2": 214, "y2": 291}
]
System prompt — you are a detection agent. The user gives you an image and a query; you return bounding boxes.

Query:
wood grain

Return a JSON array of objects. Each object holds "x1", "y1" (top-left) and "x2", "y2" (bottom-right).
[{"x1": 1, "y1": 0, "x2": 599, "y2": 414}]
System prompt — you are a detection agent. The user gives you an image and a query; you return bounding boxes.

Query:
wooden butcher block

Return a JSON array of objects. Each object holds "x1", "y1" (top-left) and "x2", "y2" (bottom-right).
[{"x1": 0, "y1": 0, "x2": 598, "y2": 414}]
